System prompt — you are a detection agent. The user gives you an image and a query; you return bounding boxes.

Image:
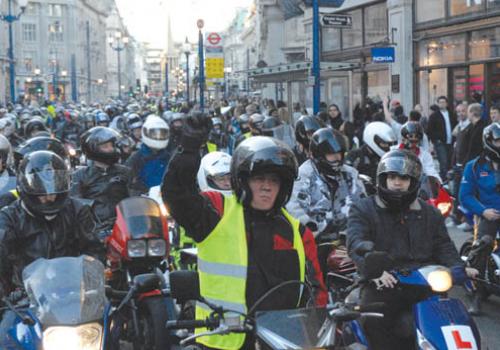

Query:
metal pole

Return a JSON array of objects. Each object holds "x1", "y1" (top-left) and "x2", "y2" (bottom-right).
[
  {"x1": 312, "y1": 0, "x2": 321, "y2": 114},
  {"x1": 71, "y1": 54, "x2": 77, "y2": 102},
  {"x1": 165, "y1": 61, "x2": 169, "y2": 109},
  {"x1": 86, "y1": 21, "x2": 91, "y2": 101},
  {"x1": 54, "y1": 59, "x2": 59, "y2": 100},
  {"x1": 7, "y1": 0, "x2": 16, "y2": 103},
  {"x1": 117, "y1": 48, "x2": 122, "y2": 100},
  {"x1": 246, "y1": 48, "x2": 250, "y2": 93},
  {"x1": 186, "y1": 53, "x2": 190, "y2": 103},
  {"x1": 198, "y1": 29, "x2": 205, "y2": 111}
]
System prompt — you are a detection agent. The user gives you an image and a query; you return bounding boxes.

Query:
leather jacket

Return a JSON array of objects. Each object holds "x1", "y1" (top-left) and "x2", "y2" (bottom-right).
[{"x1": 0, "y1": 198, "x2": 104, "y2": 295}]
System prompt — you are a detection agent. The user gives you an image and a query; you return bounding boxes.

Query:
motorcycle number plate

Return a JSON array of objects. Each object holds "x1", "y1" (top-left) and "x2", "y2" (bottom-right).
[{"x1": 441, "y1": 325, "x2": 478, "y2": 350}]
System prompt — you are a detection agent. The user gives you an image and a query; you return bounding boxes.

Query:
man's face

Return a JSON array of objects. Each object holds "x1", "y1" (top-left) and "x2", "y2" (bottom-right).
[
  {"x1": 456, "y1": 105, "x2": 467, "y2": 121},
  {"x1": 132, "y1": 128, "x2": 142, "y2": 140},
  {"x1": 248, "y1": 173, "x2": 281, "y2": 211},
  {"x1": 491, "y1": 108, "x2": 500, "y2": 123},
  {"x1": 325, "y1": 153, "x2": 342, "y2": 162},
  {"x1": 386, "y1": 173, "x2": 411, "y2": 192},
  {"x1": 438, "y1": 98, "x2": 448, "y2": 110},
  {"x1": 98, "y1": 141, "x2": 114, "y2": 153},
  {"x1": 38, "y1": 194, "x2": 57, "y2": 204}
]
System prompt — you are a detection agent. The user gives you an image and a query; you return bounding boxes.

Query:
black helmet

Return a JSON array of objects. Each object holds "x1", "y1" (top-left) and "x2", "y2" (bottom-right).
[
  {"x1": 127, "y1": 113, "x2": 143, "y2": 130},
  {"x1": 231, "y1": 136, "x2": 298, "y2": 210},
  {"x1": 483, "y1": 123, "x2": 500, "y2": 162},
  {"x1": 401, "y1": 121, "x2": 423, "y2": 147},
  {"x1": 80, "y1": 127, "x2": 121, "y2": 165},
  {"x1": 95, "y1": 112, "x2": 110, "y2": 126},
  {"x1": 17, "y1": 150, "x2": 70, "y2": 216},
  {"x1": 376, "y1": 149, "x2": 423, "y2": 211},
  {"x1": 24, "y1": 117, "x2": 48, "y2": 140},
  {"x1": 295, "y1": 116, "x2": 323, "y2": 149},
  {"x1": 310, "y1": 128, "x2": 347, "y2": 177},
  {"x1": 14, "y1": 136, "x2": 69, "y2": 170}
]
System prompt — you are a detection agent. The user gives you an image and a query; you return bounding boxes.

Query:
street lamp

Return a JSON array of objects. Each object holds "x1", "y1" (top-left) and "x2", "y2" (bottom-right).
[
  {"x1": 0, "y1": 0, "x2": 28, "y2": 103},
  {"x1": 183, "y1": 37, "x2": 191, "y2": 103},
  {"x1": 108, "y1": 31, "x2": 129, "y2": 100}
]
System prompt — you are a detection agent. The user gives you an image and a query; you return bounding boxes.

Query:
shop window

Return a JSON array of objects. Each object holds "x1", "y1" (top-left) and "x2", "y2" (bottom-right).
[
  {"x1": 322, "y1": 27, "x2": 341, "y2": 52},
  {"x1": 415, "y1": 0, "x2": 445, "y2": 23},
  {"x1": 452, "y1": 68, "x2": 467, "y2": 103},
  {"x1": 469, "y1": 64, "x2": 485, "y2": 102},
  {"x1": 469, "y1": 28, "x2": 500, "y2": 61},
  {"x1": 364, "y1": 3, "x2": 387, "y2": 45},
  {"x1": 488, "y1": 0, "x2": 500, "y2": 9},
  {"x1": 489, "y1": 62, "x2": 500, "y2": 105},
  {"x1": 342, "y1": 9, "x2": 362, "y2": 49},
  {"x1": 418, "y1": 69, "x2": 448, "y2": 113},
  {"x1": 367, "y1": 70, "x2": 389, "y2": 99},
  {"x1": 449, "y1": 0, "x2": 484, "y2": 16},
  {"x1": 418, "y1": 35, "x2": 466, "y2": 67},
  {"x1": 352, "y1": 72, "x2": 363, "y2": 106}
]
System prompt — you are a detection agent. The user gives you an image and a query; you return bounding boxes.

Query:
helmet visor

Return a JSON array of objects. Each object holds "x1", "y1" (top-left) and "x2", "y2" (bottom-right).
[
  {"x1": 145, "y1": 127, "x2": 169, "y2": 141},
  {"x1": 20, "y1": 170, "x2": 70, "y2": 195},
  {"x1": 378, "y1": 156, "x2": 422, "y2": 179}
]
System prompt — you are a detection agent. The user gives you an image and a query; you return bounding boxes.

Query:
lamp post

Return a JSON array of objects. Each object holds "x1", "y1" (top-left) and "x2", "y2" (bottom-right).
[
  {"x1": 312, "y1": 0, "x2": 320, "y2": 115},
  {"x1": 197, "y1": 19, "x2": 205, "y2": 111},
  {"x1": 183, "y1": 37, "x2": 191, "y2": 104},
  {"x1": 0, "y1": 0, "x2": 28, "y2": 103},
  {"x1": 108, "y1": 31, "x2": 129, "y2": 100}
]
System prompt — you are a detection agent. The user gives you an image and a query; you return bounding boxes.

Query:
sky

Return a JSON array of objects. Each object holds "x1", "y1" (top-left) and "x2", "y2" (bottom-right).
[{"x1": 116, "y1": 0, "x2": 253, "y2": 49}]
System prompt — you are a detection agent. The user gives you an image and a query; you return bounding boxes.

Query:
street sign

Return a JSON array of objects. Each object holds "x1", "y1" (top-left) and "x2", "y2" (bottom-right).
[
  {"x1": 371, "y1": 47, "x2": 395, "y2": 63},
  {"x1": 321, "y1": 13, "x2": 352, "y2": 28},
  {"x1": 197, "y1": 19, "x2": 204, "y2": 29},
  {"x1": 205, "y1": 57, "x2": 224, "y2": 79},
  {"x1": 207, "y1": 32, "x2": 221, "y2": 46}
]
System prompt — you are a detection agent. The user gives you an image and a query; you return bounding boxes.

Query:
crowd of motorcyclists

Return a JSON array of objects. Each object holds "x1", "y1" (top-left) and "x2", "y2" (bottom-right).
[{"x1": 0, "y1": 93, "x2": 497, "y2": 349}]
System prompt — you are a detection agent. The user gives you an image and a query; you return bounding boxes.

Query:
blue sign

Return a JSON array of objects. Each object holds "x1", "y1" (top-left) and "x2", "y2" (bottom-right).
[
  {"x1": 371, "y1": 47, "x2": 395, "y2": 63},
  {"x1": 304, "y1": 0, "x2": 345, "y2": 7}
]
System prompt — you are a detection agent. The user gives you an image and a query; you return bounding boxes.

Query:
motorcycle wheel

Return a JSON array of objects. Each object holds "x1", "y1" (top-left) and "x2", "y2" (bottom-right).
[
  {"x1": 133, "y1": 296, "x2": 171, "y2": 350},
  {"x1": 460, "y1": 239, "x2": 492, "y2": 300}
]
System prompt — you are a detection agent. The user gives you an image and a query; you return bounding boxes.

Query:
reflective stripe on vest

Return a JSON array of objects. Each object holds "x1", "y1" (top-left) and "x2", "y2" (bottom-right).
[
  {"x1": 206, "y1": 142, "x2": 217, "y2": 153},
  {"x1": 195, "y1": 195, "x2": 305, "y2": 350},
  {"x1": 9, "y1": 189, "x2": 19, "y2": 199}
]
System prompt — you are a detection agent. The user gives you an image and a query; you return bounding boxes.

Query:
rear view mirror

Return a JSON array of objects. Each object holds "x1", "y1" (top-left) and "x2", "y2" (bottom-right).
[
  {"x1": 133, "y1": 273, "x2": 161, "y2": 293},
  {"x1": 170, "y1": 270, "x2": 200, "y2": 302},
  {"x1": 363, "y1": 251, "x2": 394, "y2": 280}
]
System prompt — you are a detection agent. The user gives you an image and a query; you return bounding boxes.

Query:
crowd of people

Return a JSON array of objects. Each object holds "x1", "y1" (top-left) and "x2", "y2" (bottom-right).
[{"x1": 0, "y1": 92, "x2": 497, "y2": 349}]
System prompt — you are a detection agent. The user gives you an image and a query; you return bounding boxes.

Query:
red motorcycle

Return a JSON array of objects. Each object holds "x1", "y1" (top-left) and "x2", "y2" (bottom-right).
[{"x1": 106, "y1": 196, "x2": 174, "y2": 350}]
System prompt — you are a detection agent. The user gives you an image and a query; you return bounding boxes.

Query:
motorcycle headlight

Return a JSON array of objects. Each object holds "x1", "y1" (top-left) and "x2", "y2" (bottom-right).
[
  {"x1": 437, "y1": 202, "x2": 452, "y2": 215},
  {"x1": 416, "y1": 328, "x2": 436, "y2": 350},
  {"x1": 68, "y1": 147, "x2": 77, "y2": 157},
  {"x1": 148, "y1": 239, "x2": 166, "y2": 257},
  {"x1": 43, "y1": 322, "x2": 102, "y2": 350},
  {"x1": 127, "y1": 239, "x2": 147, "y2": 258},
  {"x1": 419, "y1": 266, "x2": 452, "y2": 292}
]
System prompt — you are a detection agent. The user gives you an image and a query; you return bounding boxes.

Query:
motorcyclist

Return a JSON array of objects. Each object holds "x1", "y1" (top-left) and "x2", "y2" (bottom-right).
[
  {"x1": 95, "y1": 111, "x2": 110, "y2": 127},
  {"x1": 287, "y1": 127, "x2": 365, "y2": 275},
  {"x1": 126, "y1": 115, "x2": 171, "y2": 195},
  {"x1": 205, "y1": 117, "x2": 227, "y2": 153},
  {"x1": 0, "y1": 150, "x2": 104, "y2": 297},
  {"x1": 460, "y1": 122, "x2": 500, "y2": 315},
  {"x1": 71, "y1": 127, "x2": 130, "y2": 230},
  {"x1": 345, "y1": 121, "x2": 397, "y2": 182},
  {"x1": 347, "y1": 149, "x2": 477, "y2": 349},
  {"x1": 0, "y1": 114, "x2": 23, "y2": 147},
  {"x1": 294, "y1": 115, "x2": 323, "y2": 165},
  {"x1": 57, "y1": 110, "x2": 83, "y2": 147},
  {"x1": 24, "y1": 117, "x2": 50, "y2": 139},
  {"x1": 0, "y1": 135, "x2": 16, "y2": 194},
  {"x1": 166, "y1": 112, "x2": 184, "y2": 153},
  {"x1": 162, "y1": 114, "x2": 327, "y2": 349},
  {"x1": 234, "y1": 113, "x2": 265, "y2": 148},
  {"x1": 126, "y1": 113, "x2": 143, "y2": 144}
]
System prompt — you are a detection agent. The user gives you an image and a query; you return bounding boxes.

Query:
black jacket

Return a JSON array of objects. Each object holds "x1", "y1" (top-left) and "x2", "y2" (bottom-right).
[
  {"x1": 70, "y1": 163, "x2": 130, "y2": 225},
  {"x1": 427, "y1": 110, "x2": 457, "y2": 144},
  {"x1": 162, "y1": 150, "x2": 328, "y2": 310},
  {"x1": 463, "y1": 119, "x2": 488, "y2": 164},
  {"x1": 347, "y1": 196, "x2": 462, "y2": 278},
  {"x1": 345, "y1": 144, "x2": 379, "y2": 181},
  {"x1": 0, "y1": 198, "x2": 104, "y2": 295},
  {"x1": 57, "y1": 121, "x2": 83, "y2": 146}
]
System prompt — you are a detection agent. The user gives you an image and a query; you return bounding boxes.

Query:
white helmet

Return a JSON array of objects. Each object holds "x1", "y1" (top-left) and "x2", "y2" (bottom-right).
[
  {"x1": 141, "y1": 115, "x2": 169, "y2": 150},
  {"x1": 0, "y1": 134, "x2": 12, "y2": 169},
  {"x1": 197, "y1": 152, "x2": 232, "y2": 196},
  {"x1": 363, "y1": 122, "x2": 397, "y2": 157},
  {"x1": 0, "y1": 115, "x2": 16, "y2": 137}
]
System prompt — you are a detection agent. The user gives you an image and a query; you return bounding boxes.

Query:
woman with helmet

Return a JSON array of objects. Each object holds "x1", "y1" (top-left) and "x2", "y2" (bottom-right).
[
  {"x1": 71, "y1": 127, "x2": 130, "y2": 229},
  {"x1": 294, "y1": 115, "x2": 323, "y2": 165},
  {"x1": 126, "y1": 115, "x2": 171, "y2": 194},
  {"x1": 287, "y1": 127, "x2": 365, "y2": 275},
  {"x1": 197, "y1": 151, "x2": 232, "y2": 196},
  {"x1": 460, "y1": 123, "x2": 500, "y2": 315},
  {"x1": 347, "y1": 149, "x2": 477, "y2": 349},
  {"x1": 162, "y1": 114, "x2": 327, "y2": 349},
  {"x1": 345, "y1": 121, "x2": 397, "y2": 182},
  {"x1": 0, "y1": 150, "x2": 104, "y2": 298}
]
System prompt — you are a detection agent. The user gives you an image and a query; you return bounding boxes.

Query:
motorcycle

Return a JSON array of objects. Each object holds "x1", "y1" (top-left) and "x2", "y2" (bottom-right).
[
  {"x1": 64, "y1": 141, "x2": 81, "y2": 168},
  {"x1": 0, "y1": 255, "x2": 111, "y2": 349},
  {"x1": 105, "y1": 196, "x2": 175, "y2": 349},
  {"x1": 341, "y1": 245, "x2": 481, "y2": 349}
]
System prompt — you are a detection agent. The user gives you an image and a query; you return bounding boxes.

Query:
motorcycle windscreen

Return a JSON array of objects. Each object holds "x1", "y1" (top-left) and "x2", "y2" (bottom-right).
[
  {"x1": 0, "y1": 176, "x2": 16, "y2": 196},
  {"x1": 117, "y1": 196, "x2": 163, "y2": 239},
  {"x1": 262, "y1": 124, "x2": 296, "y2": 149},
  {"x1": 255, "y1": 308, "x2": 330, "y2": 349},
  {"x1": 22, "y1": 255, "x2": 106, "y2": 326}
]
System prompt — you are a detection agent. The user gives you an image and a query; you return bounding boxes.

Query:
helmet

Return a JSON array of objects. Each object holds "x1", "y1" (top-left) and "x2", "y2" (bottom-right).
[
  {"x1": 142, "y1": 115, "x2": 169, "y2": 150},
  {"x1": 80, "y1": 127, "x2": 121, "y2": 165},
  {"x1": 363, "y1": 122, "x2": 397, "y2": 157},
  {"x1": 0, "y1": 134, "x2": 12, "y2": 170},
  {"x1": 295, "y1": 115, "x2": 323, "y2": 149},
  {"x1": 127, "y1": 113, "x2": 143, "y2": 130},
  {"x1": 95, "y1": 112, "x2": 110, "y2": 126},
  {"x1": 0, "y1": 115, "x2": 16, "y2": 137},
  {"x1": 483, "y1": 122, "x2": 500, "y2": 162},
  {"x1": 249, "y1": 113, "x2": 265, "y2": 135},
  {"x1": 110, "y1": 115, "x2": 127, "y2": 133},
  {"x1": 14, "y1": 136, "x2": 69, "y2": 170},
  {"x1": 376, "y1": 149, "x2": 423, "y2": 211},
  {"x1": 197, "y1": 152, "x2": 232, "y2": 196},
  {"x1": 117, "y1": 135, "x2": 135, "y2": 162},
  {"x1": 24, "y1": 117, "x2": 48, "y2": 139},
  {"x1": 261, "y1": 116, "x2": 282, "y2": 136},
  {"x1": 169, "y1": 113, "x2": 184, "y2": 135},
  {"x1": 401, "y1": 121, "x2": 424, "y2": 148},
  {"x1": 231, "y1": 136, "x2": 298, "y2": 210},
  {"x1": 238, "y1": 114, "x2": 250, "y2": 133},
  {"x1": 310, "y1": 128, "x2": 347, "y2": 177},
  {"x1": 17, "y1": 150, "x2": 70, "y2": 217}
]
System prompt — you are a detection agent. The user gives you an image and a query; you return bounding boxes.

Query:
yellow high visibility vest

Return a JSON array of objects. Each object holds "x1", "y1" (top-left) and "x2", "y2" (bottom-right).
[
  {"x1": 206, "y1": 142, "x2": 217, "y2": 153},
  {"x1": 195, "y1": 195, "x2": 305, "y2": 349}
]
